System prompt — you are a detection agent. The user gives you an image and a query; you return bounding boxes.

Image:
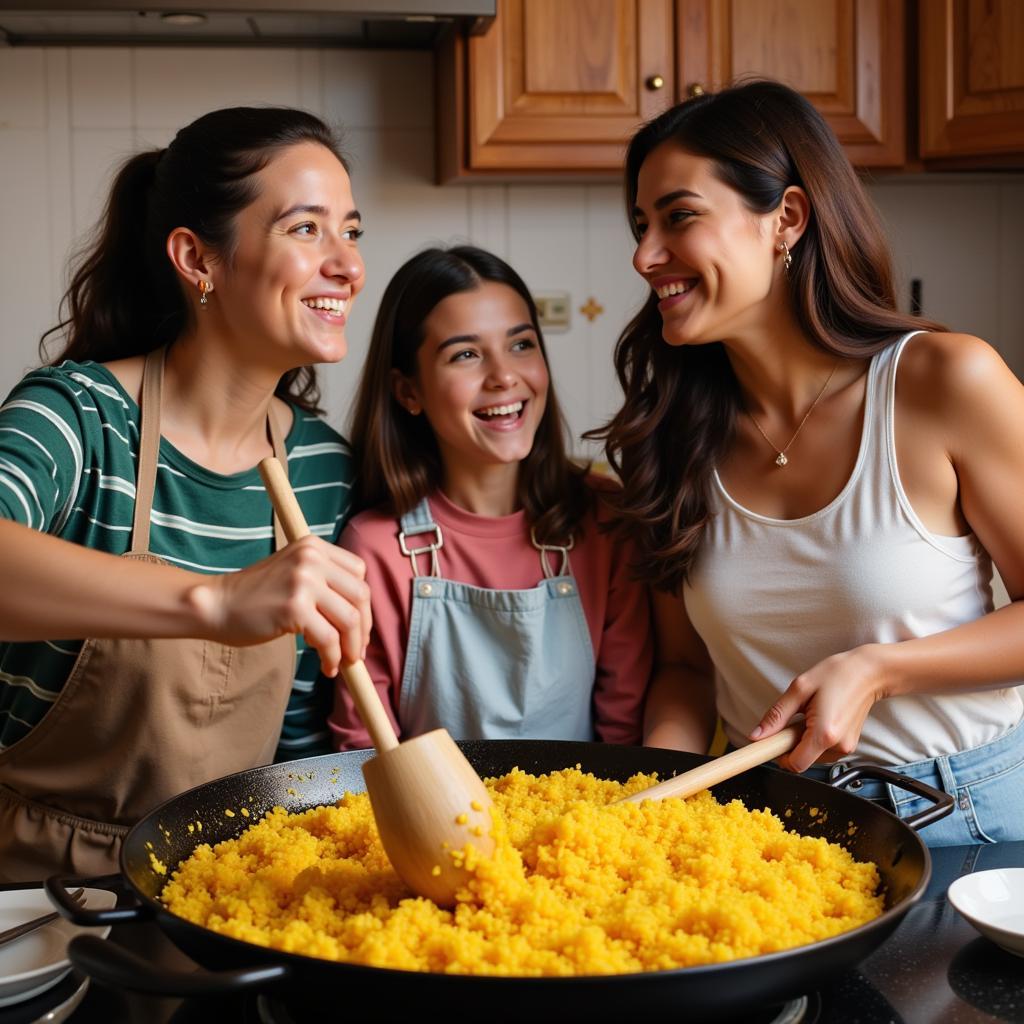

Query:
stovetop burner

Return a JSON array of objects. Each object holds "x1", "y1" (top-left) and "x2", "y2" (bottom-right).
[{"x1": 0, "y1": 971, "x2": 89, "y2": 1024}]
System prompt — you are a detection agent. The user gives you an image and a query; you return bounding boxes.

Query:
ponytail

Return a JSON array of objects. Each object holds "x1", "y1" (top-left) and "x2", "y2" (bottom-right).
[{"x1": 41, "y1": 149, "x2": 180, "y2": 366}]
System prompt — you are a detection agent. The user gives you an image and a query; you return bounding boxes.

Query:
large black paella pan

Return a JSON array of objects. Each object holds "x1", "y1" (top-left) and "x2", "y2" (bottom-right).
[{"x1": 47, "y1": 740, "x2": 952, "y2": 1020}]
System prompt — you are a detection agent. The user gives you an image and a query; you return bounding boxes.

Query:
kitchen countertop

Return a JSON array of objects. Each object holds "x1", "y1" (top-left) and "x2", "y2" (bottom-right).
[
  {"x1": 4, "y1": 840, "x2": 1023, "y2": 1023},
  {"x1": 818, "y1": 840, "x2": 1024, "y2": 1023}
]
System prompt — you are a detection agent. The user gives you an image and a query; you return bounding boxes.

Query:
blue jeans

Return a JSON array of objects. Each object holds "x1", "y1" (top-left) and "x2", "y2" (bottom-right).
[{"x1": 799, "y1": 717, "x2": 1024, "y2": 846}]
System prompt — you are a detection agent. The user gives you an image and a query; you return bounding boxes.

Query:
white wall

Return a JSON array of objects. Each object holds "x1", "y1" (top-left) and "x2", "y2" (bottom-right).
[{"x1": 2, "y1": 44, "x2": 1022, "y2": 462}]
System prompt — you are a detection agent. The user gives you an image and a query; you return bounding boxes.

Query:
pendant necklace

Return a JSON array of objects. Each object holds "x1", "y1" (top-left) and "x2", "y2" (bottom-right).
[{"x1": 747, "y1": 361, "x2": 839, "y2": 468}]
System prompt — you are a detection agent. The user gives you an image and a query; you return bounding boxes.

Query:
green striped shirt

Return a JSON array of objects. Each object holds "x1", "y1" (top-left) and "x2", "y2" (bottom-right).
[{"x1": 0, "y1": 360, "x2": 353, "y2": 760}]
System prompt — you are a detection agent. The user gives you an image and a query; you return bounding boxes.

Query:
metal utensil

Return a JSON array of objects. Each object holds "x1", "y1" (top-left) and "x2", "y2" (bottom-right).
[{"x1": 0, "y1": 888, "x2": 85, "y2": 948}]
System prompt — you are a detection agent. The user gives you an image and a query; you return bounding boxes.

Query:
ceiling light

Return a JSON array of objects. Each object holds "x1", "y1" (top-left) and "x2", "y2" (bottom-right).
[{"x1": 160, "y1": 12, "x2": 207, "y2": 27}]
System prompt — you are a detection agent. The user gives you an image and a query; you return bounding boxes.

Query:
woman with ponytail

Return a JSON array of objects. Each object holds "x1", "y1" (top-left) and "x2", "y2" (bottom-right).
[
  {"x1": 0, "y1": 106, "x2": 371, "y2": 881},
  {"x1": 595, "y1": 80, "x2": 1024, "y2": 845}
]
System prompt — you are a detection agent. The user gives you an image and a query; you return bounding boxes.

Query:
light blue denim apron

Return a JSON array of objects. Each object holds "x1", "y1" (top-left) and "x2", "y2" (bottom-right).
[
  {"x1": 395, "y1": 497, "x2": 596, "y2": 741},
  {"x1": 801, "y1": 716, "x2": 1024, "y2": 846}
]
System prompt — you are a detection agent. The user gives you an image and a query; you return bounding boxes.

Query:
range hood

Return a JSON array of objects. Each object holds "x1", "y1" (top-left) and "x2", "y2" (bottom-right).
[{"x1": 0, "y1": 0, "x2": 494, "y2": 48}]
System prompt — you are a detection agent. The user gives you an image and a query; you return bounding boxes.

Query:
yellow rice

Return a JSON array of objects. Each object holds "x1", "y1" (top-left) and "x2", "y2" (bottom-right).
[{"x1": 161, "y1": 767, "x2": 883, "y2": 976}]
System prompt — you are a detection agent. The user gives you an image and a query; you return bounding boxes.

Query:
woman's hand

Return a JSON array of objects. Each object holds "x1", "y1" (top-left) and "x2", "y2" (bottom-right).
[
  {"x1": 188, "y1": 536, "x2": 371, "y2": 678},
  {"x1": 749, "y1": 644, "x2": 889, "y2": 772}
]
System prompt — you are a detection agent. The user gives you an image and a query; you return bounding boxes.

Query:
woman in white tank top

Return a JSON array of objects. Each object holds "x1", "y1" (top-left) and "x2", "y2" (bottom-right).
[{"x1": 591, "y1": 80, "x2": 1024, "y2": 846}]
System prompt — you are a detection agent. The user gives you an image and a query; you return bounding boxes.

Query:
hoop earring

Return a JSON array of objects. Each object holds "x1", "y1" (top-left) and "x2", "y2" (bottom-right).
[
  {"x1": 199, "y1": 280, "x2": 213, "y2": 305},
  {"x1": 778, "y1": 242, "x2": 793, "y2": 275}
]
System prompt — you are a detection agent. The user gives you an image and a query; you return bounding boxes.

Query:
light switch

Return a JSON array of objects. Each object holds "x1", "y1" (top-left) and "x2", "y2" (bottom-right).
[{"x1": 534, "y1": 292, "x2": 571, "y2": 333}]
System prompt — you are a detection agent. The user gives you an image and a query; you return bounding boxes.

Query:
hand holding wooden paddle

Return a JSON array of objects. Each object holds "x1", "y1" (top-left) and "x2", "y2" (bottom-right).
[
  {"x1": 259, "y1": 457, "x2": 496, "y2": 907},
  {"x1": 617, "y1": 726, "x2": 803, "y2": 804}
]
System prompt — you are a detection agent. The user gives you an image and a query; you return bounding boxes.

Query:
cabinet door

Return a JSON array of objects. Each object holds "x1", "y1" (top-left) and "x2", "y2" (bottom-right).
[
  {"x1": 920, "y1": 0, "x2": 1024, "y2": 159},
  {"x1": 449, "y1": 0, "x2": 674, "y2": 175},
  {"x1": 676, "y1": 0, "x2": 905, "y2": 167}
]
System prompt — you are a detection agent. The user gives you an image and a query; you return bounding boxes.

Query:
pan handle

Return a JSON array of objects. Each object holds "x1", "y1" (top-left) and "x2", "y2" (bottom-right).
[
  {"x1": 829, "y1": 763, "x2": 955, "y2": 830},
  {"x1": 68, "y1": 934, "x2": 292, "y2": 995},
  {"x1": 45, "y1": 873, "x2": 152, "y2": 925}
]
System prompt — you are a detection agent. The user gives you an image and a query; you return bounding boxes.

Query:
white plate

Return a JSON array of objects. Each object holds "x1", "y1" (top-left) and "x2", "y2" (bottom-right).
[
  {"x1": 0, "y1": 888, "x2": 116, "y2": 1008},
  {"x1": 947, "y1": 868, "x2": 1024, "y2": 958}
]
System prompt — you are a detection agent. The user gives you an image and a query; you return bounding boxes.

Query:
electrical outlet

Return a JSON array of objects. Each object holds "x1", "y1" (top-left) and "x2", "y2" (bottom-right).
[{"x1": 534, "y1": 292, "x2": 571, "y2": 333}]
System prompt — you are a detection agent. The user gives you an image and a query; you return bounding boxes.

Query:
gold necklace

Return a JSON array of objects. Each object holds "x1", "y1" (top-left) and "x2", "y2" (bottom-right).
[{"x1": 747, "y1": 362, "x2": 839, "y2": 468}]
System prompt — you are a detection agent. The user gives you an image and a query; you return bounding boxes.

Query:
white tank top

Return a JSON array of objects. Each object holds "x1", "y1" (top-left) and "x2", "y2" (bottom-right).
[{"x1": 684, "y1": 332, "x2": 1023, "y2": 765}]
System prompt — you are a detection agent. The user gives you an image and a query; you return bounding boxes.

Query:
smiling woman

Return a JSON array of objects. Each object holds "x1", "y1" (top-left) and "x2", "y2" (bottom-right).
[
  {"x1": 591, "y1": 80, "x2": 1024, "y2": 847},
  {"x1": 0, "y1": 106, "x2": 372, "y2": 883},
  {"x1": 329, "y1": 245, "x2": 653, "y2": 752}
]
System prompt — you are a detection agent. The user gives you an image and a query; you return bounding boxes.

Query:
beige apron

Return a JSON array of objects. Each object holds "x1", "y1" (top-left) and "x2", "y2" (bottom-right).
[{"x1": 0, "y1": 349, "x2": 297, "y2": 883}]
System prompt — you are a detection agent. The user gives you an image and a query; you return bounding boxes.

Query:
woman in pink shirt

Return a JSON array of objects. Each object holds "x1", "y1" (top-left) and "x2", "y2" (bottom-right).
[{"x1": 329, "y1": 246, "x2": 652, "y2": 751}]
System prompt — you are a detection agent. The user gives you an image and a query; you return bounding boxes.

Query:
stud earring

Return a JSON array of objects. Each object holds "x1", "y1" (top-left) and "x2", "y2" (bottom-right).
[
  {"x1": 199, "y1": 280, "x2": 213, "y2": 305},
  {"x1": 778, "y1": 242, "x2": 793, "y2": 275}
]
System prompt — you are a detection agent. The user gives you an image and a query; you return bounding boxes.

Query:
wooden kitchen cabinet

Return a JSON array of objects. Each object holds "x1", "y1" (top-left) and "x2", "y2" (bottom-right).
[
  {"x1": 676, "y1": 0, "x2": 906, "y2": 167},
  {"x1": 437, "y1": 0, "x2": 675, "y2": 179},
  {"x1": 919, "y1": 0, "x2": 1024, "y2": 161},
  {"x1": 438, "y1": 0, "x2": 906, "y2": 179}
]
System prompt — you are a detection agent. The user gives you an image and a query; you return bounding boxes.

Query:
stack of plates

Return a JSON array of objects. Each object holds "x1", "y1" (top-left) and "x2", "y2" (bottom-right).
[{"x1": 0, "y1": 888, "x2": 116, "y2": 1012}]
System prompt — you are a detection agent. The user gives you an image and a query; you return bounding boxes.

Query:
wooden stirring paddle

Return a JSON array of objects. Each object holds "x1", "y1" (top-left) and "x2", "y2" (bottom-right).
[
  {"x1": 259, "y1": 456, "x2": 496, "y2": 906},
  {"x1": 616, "y1": 725, "x2": 802, "y2": 804}
]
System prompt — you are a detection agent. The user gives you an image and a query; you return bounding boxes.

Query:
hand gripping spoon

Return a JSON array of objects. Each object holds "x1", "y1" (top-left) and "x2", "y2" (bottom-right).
[
  {"x1": 617, "y1": 725, "x2": 802, "y2": 804},
  {"x1": 259, "y1": 456, "x2": 496, "y2": 906}
]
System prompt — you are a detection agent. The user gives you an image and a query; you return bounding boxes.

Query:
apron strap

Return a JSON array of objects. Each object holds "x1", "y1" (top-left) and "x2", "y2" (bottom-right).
[
  {"x1": 130, "y1": 349, "x2": 164, "y2": 555},
  {"x1": 398, "y1": 497, "x2": 443, "y2": 578},
  {"x1": 267, "y1": 402, "x2": 289, "y2": 553},
  {"x1": 132, "y1": 348, "x2": 292, "y2": 555},
  {"x1": 530, "y1": 526, "x2": 574, "y2": 579},
  {"x1": 395, "y1": 497, "x2": 574, "y2": 579}
]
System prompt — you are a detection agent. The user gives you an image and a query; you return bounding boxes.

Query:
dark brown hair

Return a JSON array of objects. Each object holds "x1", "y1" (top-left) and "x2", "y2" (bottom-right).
[
  {"x1": 587, "y1": 79, "x2": 944, "y2": 593},
  {"x1": 349, "y1": 245, "x2": 589, "y2": 542},
  {"x1": 40, "y1": 106, "x2": 350, "y2": 413}
]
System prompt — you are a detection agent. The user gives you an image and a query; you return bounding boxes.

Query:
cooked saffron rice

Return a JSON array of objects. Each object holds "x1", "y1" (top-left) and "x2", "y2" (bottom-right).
[{"x1": 161, "y1": 768, "x2": 883, "y2": 975}]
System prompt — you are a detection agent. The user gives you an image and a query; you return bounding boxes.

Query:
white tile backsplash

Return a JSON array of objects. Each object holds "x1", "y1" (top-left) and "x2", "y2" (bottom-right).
[
  {"x1": 467, "y1": 186, "x2": 509, "y2": 257},
  {"x1": 0, "y1": 127, "x2": 52, "y2": 380},
  {"x1": 869, "y1": 179, "x2": 1003, "y2": 353},
  {"x1": 322, "y1": 50, "x2": 433, "y2": 130},
  {"x1": 69, "y1": 49, "x2": 132, "y2": 128},
  {"x1": 584, "y1": 183, "x2": 647, "y2": 447},
  {"x1": 132, "y1": 48, "x2": 303, "y2": 128},
  {"x1": 2, "y1": 43, "x2": 1022, "y2": 452},
  {"x1": 0, "y1": 49, "x2": 47, "y2": 127},
  {"x1": 70, "y1": 129, "x2": 135, "y2": 238},
  {"x1": 43, "y1": 50, "x2": 74, "y2": 304},
  {"x1": 507, "y1": 185, "x2": 591, "y2": 442}
]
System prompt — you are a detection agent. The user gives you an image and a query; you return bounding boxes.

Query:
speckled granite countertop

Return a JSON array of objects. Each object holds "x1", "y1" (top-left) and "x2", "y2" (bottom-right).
[{"x1": 817, "y1": 841, "x2": 1024, "y2": 1023}]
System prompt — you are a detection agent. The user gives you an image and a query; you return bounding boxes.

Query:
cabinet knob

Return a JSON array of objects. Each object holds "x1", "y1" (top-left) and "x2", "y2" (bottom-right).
[
  {"x1": 645, "y1": 74, "x2": 665, "y2": 91},
  {"x1": 687, "y1": 82, "x2": 706, "y2": 98}
]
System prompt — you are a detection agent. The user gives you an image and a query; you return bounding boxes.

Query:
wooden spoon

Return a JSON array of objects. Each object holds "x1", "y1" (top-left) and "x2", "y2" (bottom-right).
[
  {"x1": 259, "y1": 456, "x2": 496, "y2": 906},
  {"x1": 616, "y1": 725, "x2": 802, "y2": 804}
]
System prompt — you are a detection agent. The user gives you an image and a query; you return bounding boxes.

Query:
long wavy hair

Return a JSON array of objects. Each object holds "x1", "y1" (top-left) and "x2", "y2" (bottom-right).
[
  {"x1": 587, "y1": 80, "x2": 945, "y2": 593},
  {"x1": 349, "y1": 245, "x2": 589, "y2": 543},
  {"x1": 40, "y1": 106, "x2": 350, "y2": 413}
]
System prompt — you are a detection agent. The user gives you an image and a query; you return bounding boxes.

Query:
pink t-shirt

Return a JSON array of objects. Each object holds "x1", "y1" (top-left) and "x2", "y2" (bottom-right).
[{"x1": 330, "y1": 484, "x2": 653, "y2": 750}]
